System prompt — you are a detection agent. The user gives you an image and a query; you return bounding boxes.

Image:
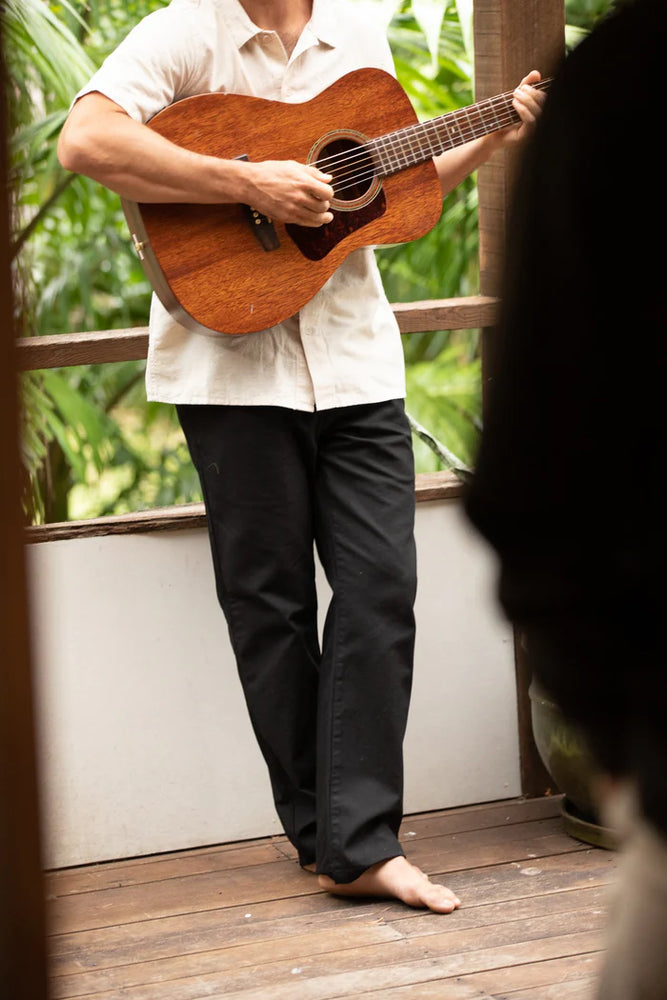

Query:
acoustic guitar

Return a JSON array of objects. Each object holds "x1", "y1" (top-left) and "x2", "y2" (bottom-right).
[{"x1": 122, "y1": 68, "x2": 549, "y2": 336}]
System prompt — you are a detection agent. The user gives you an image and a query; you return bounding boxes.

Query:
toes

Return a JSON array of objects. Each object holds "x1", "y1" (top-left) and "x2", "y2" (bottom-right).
[{"x1": 420, "y1": 881, "x2": 461, "y2": 913}]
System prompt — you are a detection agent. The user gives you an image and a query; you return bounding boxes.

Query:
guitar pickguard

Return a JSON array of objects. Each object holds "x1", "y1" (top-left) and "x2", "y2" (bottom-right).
[{"x1": 286, "y1": 190, "x2": 386, "y2": 261}]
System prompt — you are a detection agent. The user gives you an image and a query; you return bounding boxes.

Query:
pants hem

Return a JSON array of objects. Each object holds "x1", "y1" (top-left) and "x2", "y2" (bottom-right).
[{"x1": 317, "y1": 849, "x2": 406, "y2": 884}]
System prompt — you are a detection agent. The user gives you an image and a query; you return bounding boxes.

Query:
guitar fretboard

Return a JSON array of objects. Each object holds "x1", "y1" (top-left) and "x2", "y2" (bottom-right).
[{"x1": 369, "y1": 80, "x2": 550, "y2": 176}]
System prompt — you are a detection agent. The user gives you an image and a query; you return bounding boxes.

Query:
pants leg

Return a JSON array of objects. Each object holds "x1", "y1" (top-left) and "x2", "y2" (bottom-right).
[
  {"x1": 177, "y1": 400, "x2": 417, "y2": 880},
  {"x1": 177, "y1": 403, "x2": 320, "y2": 866},
  {"x1": 313, "y1": 400, "x2": 417, "y2": 881}
]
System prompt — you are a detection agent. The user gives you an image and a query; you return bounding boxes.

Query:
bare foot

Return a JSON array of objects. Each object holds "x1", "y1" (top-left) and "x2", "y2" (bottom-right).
[
  {"x1": 318, "y1": 856, "x2": 460, "y2": 913},
  {"x1": 301, "y1": 861, "x2": 317, "y2": 873}
]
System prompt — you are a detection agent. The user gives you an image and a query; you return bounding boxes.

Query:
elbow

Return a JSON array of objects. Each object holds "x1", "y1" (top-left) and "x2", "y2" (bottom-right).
[
  {"x1": 57, "y1": 94, "x2": 120, "y2": 178},
  {"x1": 57, "y1": 123, "x2": 92, "y2": 176}
]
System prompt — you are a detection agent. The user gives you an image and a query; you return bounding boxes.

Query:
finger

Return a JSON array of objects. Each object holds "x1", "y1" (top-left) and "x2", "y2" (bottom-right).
[
  {"x1": 512, "y1": 85, "x2": 544, "y2": 122},
  {"x1": 310, "y1": 180, "x2": 335, "y2": 201},
  {"x1": 307, "y1": 205, "x2": 334, "y2": 225},
  {"x1": 306, "y1": 166, "x2": 335, "y2": 200},
  {"x1": 520, "y1": 69, "x2": 541, "y2": 87},
  {"x1": 307, "y1": 165, "x2": 333, "y2": 184},
  {"x1": 293, "y1": 199, "x2": 334, "y2": 227}
]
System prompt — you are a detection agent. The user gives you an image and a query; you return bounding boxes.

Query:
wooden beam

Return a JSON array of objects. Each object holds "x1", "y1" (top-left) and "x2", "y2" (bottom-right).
[
  {"x1": 391, "y1": 295, "x2": 498, "y2": 334},
  {"x1": 0, "y1": 26, "x2": 49, "y2": 999},
  {"x1": 473, "y1": 0, "x2": 565, "y2": 799},
  {"x1": 17, "y1": 326, "x2": 150, "y2": 371},
  {"x1": 25, "y1": 470, "x2": 465, "y2": 544},
  {"x1": 15, "y1": 297, "x2": 499, "y2": 371},
  {"x1": 474, "y1": 0, "x2": 565, "y2": 299}
]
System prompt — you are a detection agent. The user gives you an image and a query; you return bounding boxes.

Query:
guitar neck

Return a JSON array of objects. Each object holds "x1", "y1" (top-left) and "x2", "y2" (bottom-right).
[{"x1": 370, "y1": 79, "x2": 550, "y2": 176}]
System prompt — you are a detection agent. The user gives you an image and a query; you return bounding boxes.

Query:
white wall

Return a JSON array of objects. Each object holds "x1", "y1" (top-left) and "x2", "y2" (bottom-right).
[{"x1": 27, "y1": 498, "x2": 520, "y2": 869}]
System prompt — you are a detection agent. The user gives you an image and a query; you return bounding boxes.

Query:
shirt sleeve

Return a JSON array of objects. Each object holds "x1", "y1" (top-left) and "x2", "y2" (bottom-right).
[{"x1": 73, "y1": 2, "x2": 208, "y2": 123}]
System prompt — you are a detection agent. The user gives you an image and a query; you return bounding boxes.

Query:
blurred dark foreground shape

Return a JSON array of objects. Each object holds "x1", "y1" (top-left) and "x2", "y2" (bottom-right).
[{"x1": 464, "y1": 1, "x2": 667, "y2": 998}]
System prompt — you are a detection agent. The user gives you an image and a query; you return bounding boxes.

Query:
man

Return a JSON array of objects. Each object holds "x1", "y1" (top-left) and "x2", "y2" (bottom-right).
[
  {"x1": 58, "y1": 0, "x2": 543, "y2": 912},
  {"x1": 464, "y1": 0, "x2": 667, "y2": 990}
]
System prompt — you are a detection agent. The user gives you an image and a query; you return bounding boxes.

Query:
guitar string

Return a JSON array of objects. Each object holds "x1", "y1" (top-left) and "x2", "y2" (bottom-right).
[
  {"x1": 310, "y1": 80, "x2": 550, "y2": 197},
  {"x1": 311, "y1": 79, "x2": 551, "y2": 177},
  {"x1": 314, "y1": 106, "x2": 528, "y2": 192},
  {"x1": 319, "y1": 105, "x2": 525, "y2": 198},
  {"x1": 314, "y1": 103, "x2": 520, "y2": 177},
  {"x1": 313, "y1": 78, "x2": 551, "y2": 177}
]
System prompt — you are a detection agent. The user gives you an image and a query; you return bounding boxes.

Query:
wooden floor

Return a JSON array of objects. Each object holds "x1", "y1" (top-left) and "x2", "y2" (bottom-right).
[{"x1": 45, "y1": 795, "x2": 618, "y2": 1000}]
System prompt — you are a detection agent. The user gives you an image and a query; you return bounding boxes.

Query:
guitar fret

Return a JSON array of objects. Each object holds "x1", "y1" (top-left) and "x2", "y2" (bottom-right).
[
  {"x1": 394, "y1": 131, "x2": 410, "y2": 169},
  {"x1": 487, "y1": 95, "x2": 504, "y2": 129},
  {"x1": 447, "y1": 112, "x2": 465, "y2": 148},
  {"x1": 389, "y1": 132, "x2": 404, "y2": 169},
  {"x1": 371, "y1": 79, "x2": 550, "y2": 177},
  {"x1": 493, "y1": 94, "x2": 515, "y2": 130},
  {"x1": 371, "y1": 137, "x2": 392, "y2": 176},
  {"x1": 461, "y1": 106, "x2": 476, "y2": 140},
  {"x1": 415, "y1": 124, "x2": 439, "y2": 160},
  {"x1": 473, "y1": 106, "x2": 489, "y2": 139},
  {"x1": 396, "y1": 131, "x2": 409, "y2": 165},
  {"x1": 406, "y1": 127, "x2": 421, "y2": 164},
  {"x1": 421, "y1": 122, "x2": 442, "y2": 156},
  {"x1": 407, "y1": 126, "x2": 429, "y2": 165},
  {"x1": 425, "y1": 124, "x2": 445, "y2": 156}
]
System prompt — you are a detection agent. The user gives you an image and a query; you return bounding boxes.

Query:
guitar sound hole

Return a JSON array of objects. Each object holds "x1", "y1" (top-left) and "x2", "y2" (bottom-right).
[
  {"x1": 316, "y1": 138, "x2": 376, "y2": 206},
  {"x1": 285, "y1": 134, "x2": 385, "y2": 262}
]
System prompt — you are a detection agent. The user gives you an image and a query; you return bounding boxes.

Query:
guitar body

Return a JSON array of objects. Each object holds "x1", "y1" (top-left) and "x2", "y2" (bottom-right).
[{"x1": 123, "y1": 68, "x2": 443, "y2": 336}]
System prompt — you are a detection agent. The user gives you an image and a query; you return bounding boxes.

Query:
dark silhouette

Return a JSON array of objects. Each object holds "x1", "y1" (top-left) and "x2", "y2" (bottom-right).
[{"x1": 464, "y1": 1, "x2": 667, "y2": 996}]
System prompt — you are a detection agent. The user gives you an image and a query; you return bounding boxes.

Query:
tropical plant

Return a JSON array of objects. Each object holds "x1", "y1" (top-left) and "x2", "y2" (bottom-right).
[
  {"x1": 382, "y1": 0, "x2": 481, "y2": 474},
  {"x1": 8, "y1": 1, "x2": 195, "y2": 521}
]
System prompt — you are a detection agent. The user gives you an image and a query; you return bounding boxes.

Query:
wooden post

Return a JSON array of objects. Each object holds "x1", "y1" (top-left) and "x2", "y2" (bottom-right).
[
  {"x1": 473, "y1": 0, "x2": 565, "y2": 797},
  {"x1": 0, "y1": 19, "x2": 49, "y2": 999},
  {"x1": 474, "y1": 0, "x2": 565, "y2": 299}
]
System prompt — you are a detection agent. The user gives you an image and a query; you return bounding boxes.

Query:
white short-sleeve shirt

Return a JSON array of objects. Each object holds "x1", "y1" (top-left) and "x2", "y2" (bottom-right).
[{"x1": 76, "y1": 0, "x2": 409, "y2": 410}]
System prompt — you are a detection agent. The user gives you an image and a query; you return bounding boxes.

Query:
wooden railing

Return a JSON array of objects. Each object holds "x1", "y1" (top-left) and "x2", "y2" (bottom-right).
[
  {"x1": 20, "y1": 295, "x2": 498, "y2": 541},
  {"x1": 17, "y1": 296, "x2": 498, "y2": 369}
]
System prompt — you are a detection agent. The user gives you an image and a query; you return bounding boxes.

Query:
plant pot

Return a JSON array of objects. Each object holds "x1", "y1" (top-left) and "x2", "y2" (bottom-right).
[{"x1": 529, "y1": 680, "x2": 618, "y2": 850}]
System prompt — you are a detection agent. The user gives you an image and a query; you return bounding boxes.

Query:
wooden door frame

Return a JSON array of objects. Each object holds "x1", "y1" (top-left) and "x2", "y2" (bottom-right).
[
  {"x1": 0, "y1": 17, "x2": 49, "y2": 998},
  {"x1": 473, "y1": 0, "x2": 566, "y2": 796}
]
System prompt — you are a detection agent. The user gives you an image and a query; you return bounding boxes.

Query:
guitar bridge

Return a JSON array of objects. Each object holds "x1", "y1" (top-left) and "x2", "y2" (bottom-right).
[
  {"x1": 242, "y1": 204, "x2": 280, "y2": 251},
  {"x1": 236, "y1": 154, "x2": 280, "y2": 252}
]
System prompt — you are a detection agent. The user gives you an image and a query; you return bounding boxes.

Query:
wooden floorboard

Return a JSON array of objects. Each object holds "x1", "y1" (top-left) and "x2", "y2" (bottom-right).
[{"x1": 45, "y1": 796, "x2": 616, "y2": 1000}]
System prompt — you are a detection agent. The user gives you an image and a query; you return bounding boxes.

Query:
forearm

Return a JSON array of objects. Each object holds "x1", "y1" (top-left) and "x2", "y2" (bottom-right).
[
  {"x1": 57, "y1": 92, "x2": 335, "y2": 225},
  {"x1": 57, "y1": 94, "x2": 248, "y2": 204},
  {"x1": 435, "y1": 72, "x2": 545, "y2": 197},
  {"x1": 434, "y1": 131, "x2": 504, "y2": 197}
]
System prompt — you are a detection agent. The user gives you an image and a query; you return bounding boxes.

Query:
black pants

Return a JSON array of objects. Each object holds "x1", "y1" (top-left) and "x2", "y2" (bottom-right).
[{"x1": 177, "y1": 399, "x2": 417, "y2": 882}]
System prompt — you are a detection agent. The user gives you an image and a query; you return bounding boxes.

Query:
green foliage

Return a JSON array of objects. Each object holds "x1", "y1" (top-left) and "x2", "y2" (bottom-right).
[
  {"x1": 407, "y1": 338, "x2": 481, "y2": 472},
  {"x1": 7, "y1": 0, "x2": 190, "y2": 522},
  {"x1": 565, "y1": 0, "x2": 618, "y2": 47},
  {"x1": 10, "y1": 0, "x2": 616, "y2": 522},
  {"x1": 381, "y1": 1, "x2": 481, "y2": 470},
  {"x1": 565, "y1": 0, "x2": 618, "y2": 29}
]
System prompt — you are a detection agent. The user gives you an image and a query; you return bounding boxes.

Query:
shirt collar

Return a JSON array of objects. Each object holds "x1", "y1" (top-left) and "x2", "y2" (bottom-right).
[
  {"x1": 221, "y1": 0, "x2": 343, "y2": 50},
  {"x1": 308, "y1": 0, "x2": 345, "y2": 47}
]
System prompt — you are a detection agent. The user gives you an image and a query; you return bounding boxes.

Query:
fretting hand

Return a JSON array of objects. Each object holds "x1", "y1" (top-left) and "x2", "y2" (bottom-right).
[{"x1": 502, "y1": 70, "x2": 547, "y2": 146}]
